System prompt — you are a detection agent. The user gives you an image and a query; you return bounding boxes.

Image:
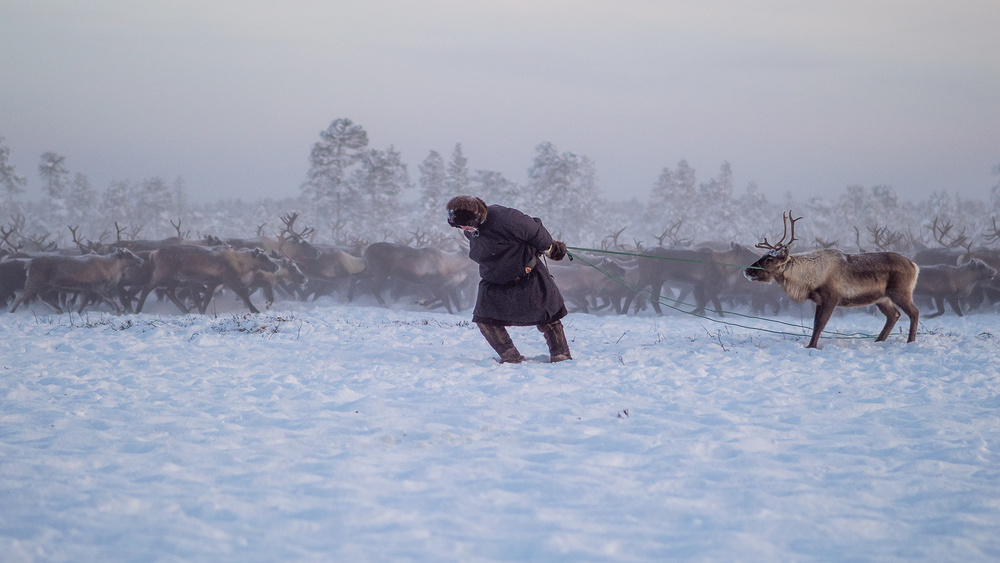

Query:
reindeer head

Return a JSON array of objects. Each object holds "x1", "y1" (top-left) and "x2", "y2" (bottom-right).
[
  {"x1": 250, "y1": 248, "x2": 281, "y2": 273},
  {"x1": 278, "y1": 213, "x2": 322, "y2": 260},
  {"x1": 965, "y1": 258, "x2": 997, "y2": 283},
  {"x1": 115, "y1": 247, "x2": 145, "y2": 269},
  {"x1": 745, "y1": 211, "x2": 801, "y2": 283}
]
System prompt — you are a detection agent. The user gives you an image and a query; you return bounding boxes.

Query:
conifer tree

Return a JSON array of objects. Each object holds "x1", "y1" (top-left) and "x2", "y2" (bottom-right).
[
  {"x1": 419, "y1": 150, "x2": 448, "y2": 230},
  {"x1": 0, "y1": 136, "x2": 27, "y2": 205},
  {"x1": 303, "y1": 118, "x2": 369, "y2": 227},
  {"x1": 445, "y1": 143, "x2": 469, "y2": 195}
]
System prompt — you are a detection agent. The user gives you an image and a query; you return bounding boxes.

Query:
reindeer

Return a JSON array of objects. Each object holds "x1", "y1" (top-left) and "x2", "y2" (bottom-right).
[
  {"x1": 914, "y1": 258, "x2": 996, "y2": 318},
  {"x1": 9, "y1": 248, "x2": 145, "y2": 314},
  {"x1": 549, "y1": 256, "x2": 627, "y2": 314},
  {"x1": 955, "y1": 247, "x2": 1000, "y2": 310},
  {"x1": 744, "y1": 212, "x2": 920, "y2": 348},
  {"x1": 105, "y1": 221, "x2": 207, "y2": 253},
  {"x1": 0, "y1": 215, "x2": 25, "y2": 260},
  {"x1": 289, "y1": 244, "x2": 367, "y2": 302},
  {"x1": 275, "y1": 212, "x2": 322, "y2": 263},
  {"x1": 0, "y1": 259, "x2": 28, "y2": 307},
  {"x1": 249, "y1": 252, "x2": 307, "y2": 309},
  {"x1": 621, "y1": 243, "x2": 758, "y2": 317},
  {"x1": 362, "y1": 242, "x2": 476, "y2": 313},
  {"x1": 134, "y1": 245, "x2": 279, "y2": 314},
  {"x1": 115, "y1": 250, "x2": 155, "y2": 313}
]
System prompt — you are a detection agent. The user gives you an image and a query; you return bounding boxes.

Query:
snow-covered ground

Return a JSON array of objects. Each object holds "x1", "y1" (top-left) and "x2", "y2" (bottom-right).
[{"x1": 2, "y1": 297, "x2": 998, "y2": 562}]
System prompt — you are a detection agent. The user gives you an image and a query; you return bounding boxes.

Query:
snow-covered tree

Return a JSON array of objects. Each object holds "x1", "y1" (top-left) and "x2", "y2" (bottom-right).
[
  {"x1": 65, "y1": 172, "x2": 97, "y2": 231},
  {"x1": 649, "y1": 160, "x2": 697, "y2": 213},
  {"x1": 647, "y1": 159, "x2": 699, "y2": 238},
  {"x1": 445, "y1": 143, "x2": 470, "y2": 196},
  {"x1": 418, "y1": 150, "x2": 448, "y2": 230},
  {"x1": 698, "y1": 161, "x2": 733, "y2": 206},
  {"x1": 990, "y1": 163, "x2": 1000, "y2": 214},
  {"x1": 727, "y1": 181, "x2": 773, "y2": 243},
  {"x1": 473, "y1": 170, "x2": 522, "y2": 209},
  {"x1": 38, "y1": 152, "x2": 70, "y2": 222},
  {"x1": 347, "y1": 146, "x2": 410, "y2": 237},
  {"x1": 0, "y1": 136, "x2": 27, "y2": 205},
  {"x1": 102, "y1": 180, "x2": 136, "y2": 229},
  {"x1": 173, "y1": 177, "x2": 189, "y2": 220},
  {"x1": 526, "y1": 141, "x2": 599, "y2": 243},
  {"x1": 303, "y1": 118, "x2": 369, "y2": 227},
  {"x1": 135, "y1": 176, "x2": 175, "y2": 236}
]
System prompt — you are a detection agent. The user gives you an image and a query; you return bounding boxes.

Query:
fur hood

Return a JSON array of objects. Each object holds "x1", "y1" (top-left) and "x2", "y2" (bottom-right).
[{"x1": 446, "y1": 196, "x2": 488, "y2": 228}]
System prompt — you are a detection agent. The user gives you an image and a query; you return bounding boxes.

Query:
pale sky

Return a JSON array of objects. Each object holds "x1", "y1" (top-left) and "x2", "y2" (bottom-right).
[{"x1": 2, "y1": 0, "x2": 998, "y2": 204}]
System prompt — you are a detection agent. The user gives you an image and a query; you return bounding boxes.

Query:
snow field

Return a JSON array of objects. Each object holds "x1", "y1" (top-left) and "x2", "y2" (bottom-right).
[{"x1": 1, "y1": 302, "x2": 998, "y2": 561}]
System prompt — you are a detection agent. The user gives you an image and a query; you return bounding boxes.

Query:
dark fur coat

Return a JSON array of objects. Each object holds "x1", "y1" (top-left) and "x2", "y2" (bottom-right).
[{"x1": 464, "y1": 205, "x2": 567, "y2": 326}]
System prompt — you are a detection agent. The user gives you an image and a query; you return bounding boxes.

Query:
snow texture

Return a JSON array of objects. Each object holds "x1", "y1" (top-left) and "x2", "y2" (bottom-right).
[{"x1": 1, "y1": 298, "x2": 998, "y2": 562}]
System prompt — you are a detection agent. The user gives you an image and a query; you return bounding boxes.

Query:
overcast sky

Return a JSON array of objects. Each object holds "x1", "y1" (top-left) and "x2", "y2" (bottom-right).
[{"x1": 2, "y1": 0, "x2": 998, "y2": 204}]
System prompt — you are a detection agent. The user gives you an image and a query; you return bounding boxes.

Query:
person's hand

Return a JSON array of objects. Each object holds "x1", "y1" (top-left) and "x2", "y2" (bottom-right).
[{"x1": 546, "y1": 241, "x2": 568, "y2": 261}]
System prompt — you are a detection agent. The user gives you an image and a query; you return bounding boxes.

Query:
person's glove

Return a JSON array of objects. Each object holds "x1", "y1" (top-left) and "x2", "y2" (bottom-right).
[{"x1": 546, "y1": 241, "x2": 568, "y2": 261}]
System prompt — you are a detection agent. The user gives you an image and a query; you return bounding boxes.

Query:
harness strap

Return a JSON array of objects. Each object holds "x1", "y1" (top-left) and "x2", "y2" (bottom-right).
[{"x1": 513, "y1": 255, "x2": 539, "y2": 284}]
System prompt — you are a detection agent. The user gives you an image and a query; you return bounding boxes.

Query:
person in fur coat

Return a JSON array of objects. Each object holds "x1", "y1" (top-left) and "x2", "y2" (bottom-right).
[{"x1": 446, "y1": 195, "x2": 572, "y2": 363}]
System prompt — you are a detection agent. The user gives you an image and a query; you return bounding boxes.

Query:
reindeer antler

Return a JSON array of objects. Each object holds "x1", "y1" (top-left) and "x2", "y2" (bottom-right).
[
  {"x1": 983, "y1": 217, "x2": 1000, "y2": 245},
  {"x1": 654, "y1": 218, "x2": 693, "y2": 247},
  {"x1": 170, "y1": 218, "x2": 190, "y2": 239},
  {"x1": 68, "y1": 225, "x2": 86, "y2": 252},
  {"x1": 868, "y1": 224, "x2": 904, "y2": 252},
  {"x1": 280, "y1": 212, "x2": 315, "y2": 242},
  {"x1": 601, "y1": 227, "x2": 627, "y2": 251},
  {"x1": 0, "y1": 225, "x2": 20, "y2": 251},
  {"x1": 756, "y1": 211, "x2": 801, "y2": 251},
  {"x1": 927, "y1": 216, "x2": 968, "y2": 249}
]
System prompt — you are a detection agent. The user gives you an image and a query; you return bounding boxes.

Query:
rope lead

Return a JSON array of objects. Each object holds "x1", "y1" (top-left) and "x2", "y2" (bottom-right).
[{"x1": 565, "y1": 248, "x2": 879, "y2": 341}]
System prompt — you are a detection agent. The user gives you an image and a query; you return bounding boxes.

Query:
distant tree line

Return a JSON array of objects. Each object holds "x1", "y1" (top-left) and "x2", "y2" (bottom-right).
[{"x1": 1, "y1": 124, "x2": 999, "y2": 254}]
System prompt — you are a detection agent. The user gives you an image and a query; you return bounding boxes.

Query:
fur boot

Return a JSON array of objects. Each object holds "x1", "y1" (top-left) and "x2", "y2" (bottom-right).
[
  {"x1": 477, "y1": 322, "x2": 525, "y2": 364},
  {"x1": 537, "y1": 320, "x2": 572, "y2": 363}
]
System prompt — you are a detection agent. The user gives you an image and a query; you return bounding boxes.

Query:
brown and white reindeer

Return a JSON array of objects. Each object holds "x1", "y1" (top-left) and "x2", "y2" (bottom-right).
[
  {"x1": 744, "y1": 212, "x2": 920, "y2": 349},
  {"x1": 362, "y1": 241, "x2": 476, "y2": 314},
  {"x1": 914, "y1": 258, "x2": 996, "y2": 318},
  {"x1": 133, "y1": 245, "x2": 279, "y2": 314},
  {"x1": 9, "y1": 248, "x2": 145, "y2": 314}
]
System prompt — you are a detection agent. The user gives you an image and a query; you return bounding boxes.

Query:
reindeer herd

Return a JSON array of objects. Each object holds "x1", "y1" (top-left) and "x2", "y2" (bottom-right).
[{"x1": 0, "y1": 212, "x2": 997, "y2": 347}]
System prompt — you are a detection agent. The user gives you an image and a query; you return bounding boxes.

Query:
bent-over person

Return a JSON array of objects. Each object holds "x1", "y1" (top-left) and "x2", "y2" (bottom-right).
[{"x1": 446, "y1": 196, "x2": 572, "y2": 363}]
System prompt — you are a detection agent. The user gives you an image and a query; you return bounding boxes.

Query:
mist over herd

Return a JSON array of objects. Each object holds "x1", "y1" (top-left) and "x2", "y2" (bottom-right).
[{"x1": 1, "y1": 120, "x2": 999, "y2": 335}]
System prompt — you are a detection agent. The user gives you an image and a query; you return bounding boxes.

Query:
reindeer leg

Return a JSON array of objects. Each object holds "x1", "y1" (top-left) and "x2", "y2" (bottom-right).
[
  {"x1": 946, "y1": 295, "x2": 964, "y2": 317},
  {"x1": 808, "y1": 294, "x2": 838, "y2": 348},
  {"x1": 346, "y1": 277, "x2": 358, "y2": 302},
  {"x1": 264, "y1": 284, "x2": 275, "y2": 309},
  {"x1": 888, "y1": 292, "x2": 920, "y2": 343},
  {"x1": 119, "y1": 285, "x2": 135, "y2": 314},
  {"x1": 93, "y1": 287, "x2": 123, "y2": 315},
  {"x1": 441, "y1": 290, "x2": 455, "y2": 314},
  {"x1": 926, "y1": 296, "x2": 945, "y2": 319},
  {"x1": 163, "y1": 283, "x2": 191, "y2": 314},
  {"x1": 621, "y1": 289, "x2": 636, "y2": 315},
  {"x1": 9, "y1": 286, "x2": 39, "y2": 313},
  {"x1": 229, "y1": 284, "x2": 260, "y2": 314},
  {"x1": 194, "y1": 284, "x2": 217, "y2": 314},
  {"x1": 76, "y1": 293, "x2": 89, "y2": 314},
  {"x1": 874, "y1": 298, "x2": 901, "y2": 342},
  {"x1": 40, "y1": 289, "x2": 64, "y2": 314},
  {"x1": 371, "y1": 276, "x2": 389, "y2": 307},
  {"x1": 711, "y1": 290, "x2": 725, "y2": 317},
  {"x1": 9, "y1": 285, "x2": 33, "y2": 313},
  {"x1": 134, "y1": 286, "x2": 154, "y2": 313},
  {"x1": 650, "y1": 280, "x2": 665, "y2": 316},
  {"x1": 690, "y1": 285, "x2": 707, "y2": 315}
]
